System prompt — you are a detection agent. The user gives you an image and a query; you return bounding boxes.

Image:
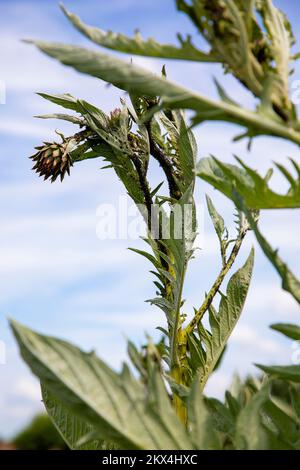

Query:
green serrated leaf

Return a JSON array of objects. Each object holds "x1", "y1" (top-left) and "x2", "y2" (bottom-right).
[
  {"x1": 239, "y1": 203, "x2": 300, "y2": 305},
  {"x1": 205, "y1": 397, "x2": 235, "y2": 437},
  {"x1": 37, "y1": 92, "x2": 79, "y2": 111},
  {"x1": 61, "y1": 4, "x2": 215, "y2": 63},
  {"x1": 10, "y1": 320, "x2": 194, "y2": 450},
  {"x1": 206, "y1": 194, "x2": 226, "y2": 248},
  {"x1": 235, "y1": 384, "x2": 271, "y2": 450},
  {"x1": 197, "y1": 248, "x2": 255, "y2": 390},
  {"x1": 28, "y1": 40, "x2": 300, "y2": 145},
  {"x1": 263, "y1": 398, "x2": 300, "y2": 448},
  {"x1": 41, "y1": 385, "x2": 105, "y2": 449},
  {"x1": 188, "y1": 376, "x2": 222, "y2": 449},
  {"x1": 198, "y1": 156, "x2": 300, "y2": 209},
  {"x1": 35, "y1": 113, "x2": 84, "y2": 125}
]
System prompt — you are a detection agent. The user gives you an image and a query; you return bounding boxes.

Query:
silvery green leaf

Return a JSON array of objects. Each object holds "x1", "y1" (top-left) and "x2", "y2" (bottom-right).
[
  {"x1": 206, "y1": 195, "x2": 226, "y2": 251},
  {"x1": 10, "y1": 320, "x2": 194, "y2": 450},
  {"x1": 238, "y1": 204, "x2": 300, "y2": 304},
  {"x1": 35, "y1": 113, "x2": 84, "y2": 125},
  {"x1": 28, "y1": 40, "x2": 300, "y2": 145},
  {"x1": 60, "y1": 4, "x2": 216, "y2": 63},
  {"x1": 193, "y1": 249, "x2": 254, "y2": 391},
  {"x1": 41, "y1": 385, "x2": 105, "y2": 449},
  {"x1": 187, "y1": 376, "x2": 222, "y2": 449},
  {"x1": 198, "y1": 156, "x2": 300, "y2": 210},
  {"x1": 37, "y1": 92, "x2": 79, "y2": 111},
  {"x1": 235, "y1": 384, "x2": 273, "y2": 450}
]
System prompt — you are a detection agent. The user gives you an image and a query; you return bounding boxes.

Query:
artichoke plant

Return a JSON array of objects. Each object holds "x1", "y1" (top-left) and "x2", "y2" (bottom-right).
[{"x1": 9, "y1": 0, "x2": 300, "y2": 451}]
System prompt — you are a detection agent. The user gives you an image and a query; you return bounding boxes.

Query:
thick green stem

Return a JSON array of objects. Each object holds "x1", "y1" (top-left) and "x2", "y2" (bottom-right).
[
  {"x1": 172, "y1": 359, "x2": 188, "y2": 426},
  {"x1": 170, "y1": 270, "x2": 186, "y2": 370}
]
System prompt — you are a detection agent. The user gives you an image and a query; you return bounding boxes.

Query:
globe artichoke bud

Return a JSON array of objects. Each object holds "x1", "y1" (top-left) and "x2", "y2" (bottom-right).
[
  {"x1": 109, "y1": 107, "x2": 121, "y2": 128},
  {"x1": 30, "y1": 135, "x2": 74, "y2": 182}
]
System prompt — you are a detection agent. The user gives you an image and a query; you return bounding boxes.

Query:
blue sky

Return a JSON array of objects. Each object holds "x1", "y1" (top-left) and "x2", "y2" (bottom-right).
[{"x1": 0, "y1": 0, "x2": 300, "y2": 438}]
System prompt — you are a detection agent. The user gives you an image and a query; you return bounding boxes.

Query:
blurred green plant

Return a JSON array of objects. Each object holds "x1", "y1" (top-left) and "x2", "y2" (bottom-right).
[
  {"x1": 12, "y1": 414, "x2": 67, "y2": 450},
  {"x1": 10, "y1": 0, "x2": 300, "y2": 450}
]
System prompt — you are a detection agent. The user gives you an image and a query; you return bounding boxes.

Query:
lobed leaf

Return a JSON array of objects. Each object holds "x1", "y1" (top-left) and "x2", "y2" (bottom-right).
[
  {"x1": 198, "y1": 156, "x2": 300, "y2": 210},
  {"x1": 28, "y1": 40, "x2": 300, "y2": 146},
  {"x1": 239, "y1": 204, "x2": 300, "y2": 305},
  {"x1": 41, "y1": 386, "x2": 105, "y2": 449},
  {"x1": 235, "y1": 384, "x2": 292, "y2": 450},
  {"x1": 10, "y1": 320, "x2": 194, "y2": 450},
  {"x1": 61, "y1": 4, "x2": 215, "y2": 63},
  {"x1": 190, "y1": 248, "x2": 254, "y2": 390}
]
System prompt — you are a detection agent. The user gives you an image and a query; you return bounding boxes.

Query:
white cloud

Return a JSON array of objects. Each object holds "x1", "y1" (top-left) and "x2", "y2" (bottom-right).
[
  {"x1": 0, "y1": 199, "x2": 140, "y2": 303},
  {"x1": 0, "y1": 242, "x2": 133, "y2": 303},
  {"x1": 0, "y1": 119, "x2": 53, "y2": 138},
  {"x1": 14, "y1": 378, "x2": 41, "y2": 402},
  {"x1": 231, "y1": 324, "x2": 285, "y2": 355},
  {"x1": 205, "y1": 372, "x2": 232, "y2": 399},
  {"x1": 245, "y1": 282, "x2": 300, "y2": 319},
  {"x1": 75, "y1": 309, "x2": 163, "y2": 332}
]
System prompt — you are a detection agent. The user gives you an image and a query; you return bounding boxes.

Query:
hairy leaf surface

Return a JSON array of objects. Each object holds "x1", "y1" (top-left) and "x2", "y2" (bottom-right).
[
  {"x1": 198, "y1": 157, "x2": 300, "y2": 210},
  {"x1": 10, "y1": 320, "x2": 194, "y2": 450},
  {"x1": 41, "y1": 386, "x2": 104, "y2": 449},
  {"x1": 28, "y1": 40, "x2": 300, "y2": 145},
  {"x1": 61, "y1": 5, "x2": 215, "y2": 63},
  {"x1": 189, "y1": 248, "x2": 254, "y2": 390}
]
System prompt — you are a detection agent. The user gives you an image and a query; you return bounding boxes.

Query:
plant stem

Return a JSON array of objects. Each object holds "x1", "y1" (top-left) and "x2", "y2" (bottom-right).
[
  {"x1": 185, "y1": 230, "x2": 247, "y2": 335},
  {"x1": 171, "y1": 360, "x2": 188, "y2": 426},
  {"x1": 146, "y1": 122, "x2": 182, "y2": 200},
  {"x1": 170, "y1": 272, "x2": 186, "y2": 370},
  {"x1": 130, "y1": 152, "x2": 153, "y2": 229}
]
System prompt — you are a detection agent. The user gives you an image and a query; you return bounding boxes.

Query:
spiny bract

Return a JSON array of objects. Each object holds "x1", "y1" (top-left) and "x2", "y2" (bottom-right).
[{"x1": 30, "y1": 140, "x2": 73, "y2": 182}]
